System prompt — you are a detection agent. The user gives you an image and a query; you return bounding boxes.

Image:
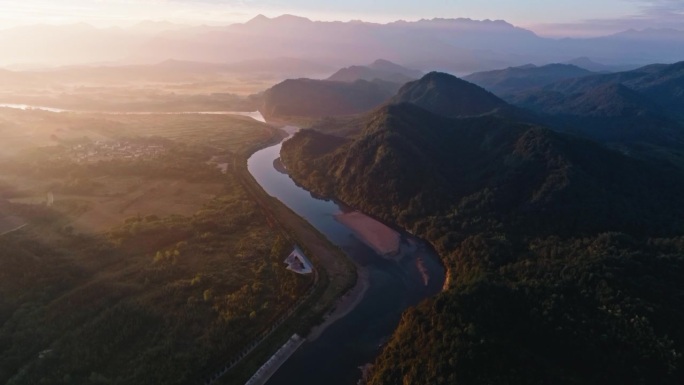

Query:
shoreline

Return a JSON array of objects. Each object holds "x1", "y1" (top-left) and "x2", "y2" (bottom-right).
[{"x1": 306, "y1": 266, "x2": 370, "y2": 342}]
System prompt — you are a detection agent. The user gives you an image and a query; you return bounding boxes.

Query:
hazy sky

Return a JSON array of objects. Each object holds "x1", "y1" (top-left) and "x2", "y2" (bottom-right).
[{"x1": 1, "y1": 0, "x2": 683, "y2": 36}]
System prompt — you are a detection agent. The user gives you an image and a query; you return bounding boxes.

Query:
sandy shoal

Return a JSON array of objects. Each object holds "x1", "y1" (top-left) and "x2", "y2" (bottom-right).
[{"x1": 335, "y1": 211, "x2": 401, "y2": 255}]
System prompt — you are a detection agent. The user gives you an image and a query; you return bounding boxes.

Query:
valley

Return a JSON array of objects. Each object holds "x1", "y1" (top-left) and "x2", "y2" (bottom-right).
[
  {"x1": 2, "y1": 7, "x2": 684, "y2": 385},
  {"x1": 277, "y1": 70, "x2": 684, "y2": 384},
  {"x1": 0, "y1": 107, "x2": 360, "y2": 385}
]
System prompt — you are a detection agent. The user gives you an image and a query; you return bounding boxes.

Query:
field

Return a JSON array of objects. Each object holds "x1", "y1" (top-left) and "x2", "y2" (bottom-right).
[
  {"x1": 7, "y1": 176, "x2": 224, "y2": 233},
  {"x1": 0, "y1": 109, "x2": 277, "y2": 233},
  {"x1": 0, "y1": 108, "x2": 317, "y2": 385},
  {"x1": 0, "y1": 67, "x2": 276, "y2": 112}
]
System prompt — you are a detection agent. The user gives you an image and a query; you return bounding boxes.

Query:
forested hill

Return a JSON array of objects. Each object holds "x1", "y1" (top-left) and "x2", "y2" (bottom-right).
[
  {"x1": 280, "y1": 101, "x2": 684, "y2": 384},
  {"x1": 497, "y1": 61, "x2": 684, "y2": 168},
  {"x1": 508, "y1": 60, "x2": 684, "y2": 127},
  {"x1": 464, "y1": 63, "x2": 595, "y2": 96},
  {"x1": 534, "y1": 83, "x2": 682, "y2": 145},
  {"x1": 389, "y1": 72, "x2": 510, "y2": 118},
  {"x1": 282, "y1": 103, "x2": 684, "y2": 239},
  {"x1": 258, "y1": 78, "x2": 400, "y2": 120}
]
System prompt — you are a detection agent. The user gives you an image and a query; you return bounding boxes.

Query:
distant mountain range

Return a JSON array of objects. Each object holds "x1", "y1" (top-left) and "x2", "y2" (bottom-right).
[
  {"x1": 564, "y1": 57, "x2": 637, "y2": 73},
  {"x1": 2, "y1": 15, "x2": 684, "y2": 72},
  {"x1": 464, "y1": 64, "x2": 595, "y2": 96},
  {"x1": 501, "y1": 61, "x2": 684, "y2": 154}
]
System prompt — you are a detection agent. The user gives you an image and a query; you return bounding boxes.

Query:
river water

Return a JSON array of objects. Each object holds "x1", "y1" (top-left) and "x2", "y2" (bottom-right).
[
  {"x1": 0, "y1": 103, "x2": 67, "y2": 113},
  {"x1": 0, "y1": 104, "x2": 266, "y2": 118},
  {"x1": 248, "y1": 125, "x2": 445, "y2": 385}
]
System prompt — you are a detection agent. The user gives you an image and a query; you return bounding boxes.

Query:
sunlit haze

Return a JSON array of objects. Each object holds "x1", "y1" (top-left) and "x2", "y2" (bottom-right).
[
  {"x1": 1, "y1": 0, "x2": 683, "y2": 36},
  {"x1": 2, "y1": 0, "x2": 684, "y2": 384}
]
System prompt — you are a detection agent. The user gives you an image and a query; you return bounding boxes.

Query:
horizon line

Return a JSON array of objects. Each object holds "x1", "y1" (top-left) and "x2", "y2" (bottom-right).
[{"x1": 1, "y1": 13, "x2": 681, "y2": 39}]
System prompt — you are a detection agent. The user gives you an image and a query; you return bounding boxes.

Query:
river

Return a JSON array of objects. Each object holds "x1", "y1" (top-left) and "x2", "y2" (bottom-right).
[
  {"x1": 248, "y1": 123, "x2": 445, "y2": 385},
  {"x1": 0, "y1": 104, "x2": 266, "y2": 118}
]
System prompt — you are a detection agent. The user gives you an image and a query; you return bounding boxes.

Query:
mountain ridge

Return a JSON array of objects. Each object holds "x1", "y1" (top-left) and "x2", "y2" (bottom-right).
[
  {"x1": 3, "y1": 16, "x2": 684, "y2": 70},
  {"x1": 279, "y1": 94, "x2": 684, "y2": 385},
  {"x1": 464, "y1": 63, "x2": 595, "y2": 95}
]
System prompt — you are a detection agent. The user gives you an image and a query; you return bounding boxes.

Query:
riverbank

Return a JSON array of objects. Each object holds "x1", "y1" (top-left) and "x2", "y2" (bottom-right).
[
  {"x1": 335, "y1": 211, "x2": 401, "y2": 256},
  {"x1": 246, "y1": 119, "x2": 445, "y2": 385},
  {"x1": 307, "y1": 267, "x2": 370, "y2": 341}
]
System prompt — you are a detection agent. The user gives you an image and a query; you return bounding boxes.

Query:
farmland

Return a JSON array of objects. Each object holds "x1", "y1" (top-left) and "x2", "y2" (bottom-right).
[{"x1": 0, "y1": 109, "x2": 316, "y2": 385}]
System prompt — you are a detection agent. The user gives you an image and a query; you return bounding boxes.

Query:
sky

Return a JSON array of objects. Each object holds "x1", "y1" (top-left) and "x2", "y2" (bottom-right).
[{"x1": 0, "y1": 0, "x2": 683, "y2": 37}]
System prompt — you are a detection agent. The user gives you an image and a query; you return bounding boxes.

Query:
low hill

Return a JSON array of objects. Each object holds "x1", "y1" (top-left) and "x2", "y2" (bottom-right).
[
  {"x1": 464, "y1": 63, "x2": 594, "y2": 95},
  {"x1": 328, "y1": 59, "x2": 422, "y2": 83},
  {"x1": 389, "y1": 72, "x2": 509, "y2": 118},
  {"x1": 258, "y1": 78, "x2": 399, "y2": 120}
]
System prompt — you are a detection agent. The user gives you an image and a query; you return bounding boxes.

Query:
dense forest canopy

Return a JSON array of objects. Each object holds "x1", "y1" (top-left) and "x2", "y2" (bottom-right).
[{"x1": 280, "y1": 71, "x2": 684, "y2": 384}]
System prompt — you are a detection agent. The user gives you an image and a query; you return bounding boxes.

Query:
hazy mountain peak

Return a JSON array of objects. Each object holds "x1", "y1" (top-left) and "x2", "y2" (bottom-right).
[
  {"x1": 132, "y1": 20, "x2": 188, "y2": 33},
  {"x1": 370, "y1": 59, "x2": 399, "y2": 68},
  {"x1": 272, "y1": 14, "x2": 313, "y2": 23},
  {"x1": 327, "y1": 59, "x2": 422, "y2": 83},
  {"x1": 369, "y1": 59, "x2": 422, "y2": 76},
  {"x1": 612, "y1": 28, "x2": 684, "y2": 39},
  {"x1": 246, "y1": 14, "x2": 270, "y2": 24}
]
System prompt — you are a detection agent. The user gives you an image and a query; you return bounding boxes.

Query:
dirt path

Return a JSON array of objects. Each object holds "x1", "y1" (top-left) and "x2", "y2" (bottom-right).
[{"x1": 0, "y1": 223, "x2": 27, "y2": 236}]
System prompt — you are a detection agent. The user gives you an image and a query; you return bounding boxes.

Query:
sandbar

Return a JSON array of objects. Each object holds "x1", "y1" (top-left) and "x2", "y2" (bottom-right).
[{"x1": 335, "y1": 211, "x2": 401, "y2": 256}]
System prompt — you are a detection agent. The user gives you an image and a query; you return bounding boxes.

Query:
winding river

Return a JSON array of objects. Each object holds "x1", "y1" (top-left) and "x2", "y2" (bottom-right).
[{"x1": 248, "y1": 123, "x2": 445, "y2": 385}]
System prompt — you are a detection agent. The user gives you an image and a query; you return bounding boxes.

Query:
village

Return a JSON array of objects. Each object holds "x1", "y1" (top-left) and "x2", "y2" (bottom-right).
[{"x1": 62, "y1": 139, "x2": 168, "y2": 164}]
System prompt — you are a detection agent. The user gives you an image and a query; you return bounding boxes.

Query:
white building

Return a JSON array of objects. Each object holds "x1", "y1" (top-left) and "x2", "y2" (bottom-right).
[{"x1": 284, "y1": 248, "x2": 313, "y2": 274}]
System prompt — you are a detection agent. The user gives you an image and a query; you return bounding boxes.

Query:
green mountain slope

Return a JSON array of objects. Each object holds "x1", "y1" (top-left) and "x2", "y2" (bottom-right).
[
  {"x1": 513, "y1": 83, "x2": 684, "y2": 146},
  {"x1": 511, "y1": 61, "x2": 684, "y2": 122},
  {"x1": 281, "y1": 102, "x2": 684, "y2": 385}
]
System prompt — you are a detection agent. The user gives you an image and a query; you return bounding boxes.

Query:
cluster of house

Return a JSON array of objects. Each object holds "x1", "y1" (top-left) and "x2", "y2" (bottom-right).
[{"x1": 64, "y1": 140, "x2": 167, "y2": 163}]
